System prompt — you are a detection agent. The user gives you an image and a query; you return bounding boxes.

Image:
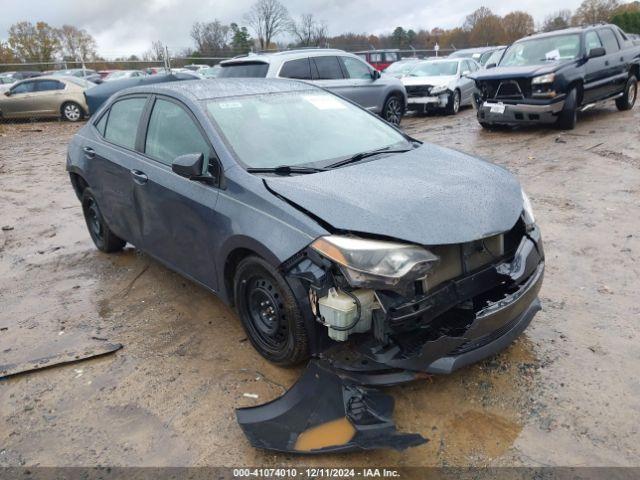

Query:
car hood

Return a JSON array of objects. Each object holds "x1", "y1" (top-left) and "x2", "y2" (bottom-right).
[
  {"x1": 402, "y1": 75, "x2": 456, "y2": 87},
  {"x1": 265, "y1": 144, "x2": 523, "y2": 245},
  {"x1": 472, "y1": 61, "x2": 570, "y2": 80}
]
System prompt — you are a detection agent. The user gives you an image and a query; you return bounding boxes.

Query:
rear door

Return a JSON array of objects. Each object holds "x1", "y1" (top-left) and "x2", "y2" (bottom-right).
[
  {"x1": 133, "y1": 96, "x2": 221, "y2": 289},
  {"x1": 86, "y1": 95, "x2": 150, "y2": 246},
  {"x1": 338, "y1": 55, "x2": 381, "y2": 111},
  {"x1": 32, "y1": 79, "x2": 65, "y2": 115},
  {"x1": 597, "y1": 27, "x2": 627, "y2": 97}
]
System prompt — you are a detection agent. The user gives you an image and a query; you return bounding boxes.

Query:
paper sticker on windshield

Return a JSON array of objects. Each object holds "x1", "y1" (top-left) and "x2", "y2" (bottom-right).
[
  {"x1": 218, "y1": 102, "x2": 243, "y2": 109},
  {"x1": 303, "y1": 95, "x2": 346, "y2": 110},
  {"x1": 545, "y1": 49, "x2": 560, "y2": 61}
]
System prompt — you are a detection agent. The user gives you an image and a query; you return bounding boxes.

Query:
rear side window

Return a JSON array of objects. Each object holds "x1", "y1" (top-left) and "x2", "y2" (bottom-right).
[
  {"x1": 599, "y1": 28, "x2": 620, "y2": 53},
  {"x1": 312, "y1": 56, "x2": 344, "y2": 80},
  {"x1": 145, "y1": 98, "x2": 211, "y2": 166},
  {"x1": 36, "y1": 80, "x2": 64, "y2": 92},
  {"x1": 341, "y1": 56, "x2": 372, "y2": 79},
  {"x1": 279, "y1": 58, "x2": 312, "y2": 79},
  {"x1": 385, "y1": 52, "x2": 399, "y2": 62},
  {"x1": 104, "y1": 97, "x2": 147, "y2": 149},
  {"x1": 218, "y1": 63, "x2": 268, "y2": 78},
  {"x1": 369, "y1": 53, "x2": 382, "y2": 62},
  {"x1": 95, "y1": 113, "x2": 108, "y2": 136}
]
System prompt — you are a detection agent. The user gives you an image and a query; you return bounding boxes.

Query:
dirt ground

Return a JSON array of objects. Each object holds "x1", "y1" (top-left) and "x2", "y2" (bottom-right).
[{"x1": 0, "y1": 103, "x2": 639, "y2": 468}]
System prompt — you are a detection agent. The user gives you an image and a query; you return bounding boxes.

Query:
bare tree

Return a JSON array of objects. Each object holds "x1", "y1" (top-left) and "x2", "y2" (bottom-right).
[
  {"x1": 142, "y1": 40, "x2": 165, "y2": 62},
  {"x1": 289, "y1": 14, "x2": 328, "y2": 47},
  {"x1": 502, "y1": 11, "x2": 535, "y2": 42},
  {"x1": 244, "y1": 0, "x2": 290, "y2": 50},
  {"x1": 542, "y1": 10, "x2": 573, "y2": 31},
  {"x1": 191, "y1": 20, "x2": 231, "y2": 54},
  {"x1": 57, "y1": 25, "x2": 97, "y2": 61},
  {"x1": 571, "y1": 0, "x2": 620, "y2": 25}
]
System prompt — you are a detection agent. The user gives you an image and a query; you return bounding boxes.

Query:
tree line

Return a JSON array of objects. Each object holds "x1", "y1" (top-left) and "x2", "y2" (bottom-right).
[{"x1": 1, "y1": 0, "x2": 639, "y2": 66}]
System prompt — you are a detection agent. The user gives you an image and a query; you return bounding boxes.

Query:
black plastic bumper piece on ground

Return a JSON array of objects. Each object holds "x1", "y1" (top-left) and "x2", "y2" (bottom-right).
[{"x1": 236, "y1": 360, "x2": 427, "y2": 454}]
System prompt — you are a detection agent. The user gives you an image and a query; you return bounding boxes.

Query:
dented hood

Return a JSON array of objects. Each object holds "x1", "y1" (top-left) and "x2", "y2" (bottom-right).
[{"x1": 266, "y1": 144, "x2": 523, "y2": 245}]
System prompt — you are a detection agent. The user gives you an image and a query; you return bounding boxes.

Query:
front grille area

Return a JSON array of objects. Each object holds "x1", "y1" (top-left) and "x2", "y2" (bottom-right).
[
  {"x1": 405, "y1": 85, "x2": 432, "y2": 97},
  {"x1": 480, "y1": 78, "x2": 532, "y2": 100}
]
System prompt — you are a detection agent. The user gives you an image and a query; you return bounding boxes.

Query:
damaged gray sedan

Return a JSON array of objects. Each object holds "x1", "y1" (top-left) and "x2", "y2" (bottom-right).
[{"x1": 67, "y1": 78, "x2": 544, "y2": 454}]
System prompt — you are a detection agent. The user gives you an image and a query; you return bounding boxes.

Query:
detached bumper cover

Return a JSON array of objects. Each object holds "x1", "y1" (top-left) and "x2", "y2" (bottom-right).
[
  {"x1": 236, "y1": 360, "x2": 427, "y2": 454},
  {"x1": 477, "y1": 98, "x2": 565, "y2": 124}
]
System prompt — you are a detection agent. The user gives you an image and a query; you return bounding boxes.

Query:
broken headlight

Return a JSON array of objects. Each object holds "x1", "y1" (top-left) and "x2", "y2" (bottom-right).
[
  {"x1": 522, "y1": 189, "x2": 535, "y2": 228},
  {"x1": 311, "y1": 235, "x2": 439, "y2": 290},
  {"x1": 430, "y1": 85, "x2": 448, "y2": 95}
]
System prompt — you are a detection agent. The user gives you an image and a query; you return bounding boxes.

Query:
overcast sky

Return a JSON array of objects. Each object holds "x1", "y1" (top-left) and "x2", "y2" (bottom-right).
[{"x1": 2, "y1": 0, "x2": 588, "y2": 57}]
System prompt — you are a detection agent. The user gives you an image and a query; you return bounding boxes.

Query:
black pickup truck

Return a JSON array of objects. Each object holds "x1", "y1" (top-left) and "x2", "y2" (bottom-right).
[{"x1": 472, "y1": 24, "x2": 640, "y2": 129}]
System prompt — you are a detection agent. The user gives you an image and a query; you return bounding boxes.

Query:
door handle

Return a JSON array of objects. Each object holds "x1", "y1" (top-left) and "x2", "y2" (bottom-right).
[
  {"x1": 83, "y1": 146, "x2": 95, "y2": 159},
  {"x1": 130, "y1": 169, "x2": 148, "y2": 185},
  {"x1": 605, "y1": 60, "x2": 609, "y2": 66}
]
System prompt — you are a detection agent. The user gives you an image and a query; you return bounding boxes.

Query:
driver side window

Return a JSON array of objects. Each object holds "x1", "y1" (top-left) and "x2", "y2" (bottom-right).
[
  {"x1": 341, "y1": 56, "x2": 372, "y2": 79},
  {"x1": 145, "y1": 98, "x2": 212, "y2": 167},
  {"x1": 585, "y1": 31, "x2": 603, "y2": 52}
]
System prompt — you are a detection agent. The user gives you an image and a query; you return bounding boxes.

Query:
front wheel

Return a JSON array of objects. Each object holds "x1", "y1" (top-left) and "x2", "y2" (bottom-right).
[
  {"x1": 556, "y1": 88, "x2": 578, "y2": 130},
  {"x1": 616, "y1": 76, "x2": 637, "y2": 111},
  {"x1": 62, "y1": 102, "x2": 84, "y2": 122},
  {"x1": 234, "y1": 256, "x2": 310, "y2": 366},
  {"x1": 445, "y1": 90, "x2": 460, "y2": 115},
  {"x1": 382, "y1": 94, "x2": 404, "y2": 126}
]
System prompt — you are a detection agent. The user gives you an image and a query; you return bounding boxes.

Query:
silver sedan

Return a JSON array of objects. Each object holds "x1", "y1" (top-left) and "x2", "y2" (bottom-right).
[{"x1": 402, "y1": 58, "x2": 481, "y2": 115}]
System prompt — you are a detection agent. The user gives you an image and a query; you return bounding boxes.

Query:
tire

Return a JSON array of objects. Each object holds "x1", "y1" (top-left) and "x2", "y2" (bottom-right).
[
  {"x1": 81, "y1": 188, "x2": 126, "y2": 253},
  {"x1": 615, "y1": 76, "x2": 637, "y2": 111},
  {"x1": 61, "y1": 101, "x2": 84, "y2": 122},
  {"x1": 556, "y1": 87, "x2": 578, "y2": 130},
  {"x1": 445, "y1": 89, "x2": 460, "y2": 115},
  {"x1": 382, "y1": 94, "x2": 404, "y2": 126},
  {"x1": 234, "y1": 256, "x2": 309, "y2": 366}
]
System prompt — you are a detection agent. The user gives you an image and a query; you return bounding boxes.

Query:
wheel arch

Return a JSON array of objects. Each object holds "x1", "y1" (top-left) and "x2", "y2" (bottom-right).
[
  {"x1": 567, "y1": 80, "x2": 584, "y2": 106},
  {"x1": 69, "y1": 171, "x2": 89, "y2": 201}
]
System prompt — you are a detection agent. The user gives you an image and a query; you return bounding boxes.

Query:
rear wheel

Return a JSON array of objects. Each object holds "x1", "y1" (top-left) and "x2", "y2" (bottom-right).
[
  {"x1": 81, "y1": 189, "x2": 126, "y2": 253},
  {"x1": 234, "y1": 256, "x2": 309, "y2": 366},
  {"x1": 62, "y1": 102, "x2": 83, "y2": 122},
  {"x1": 445, "y1": 89, "x2": 460, "y2": 115},
  {"x1": 616, "y1": 76, "x2": 637, "y2": 111},
  {"x1": 556, "y1": 87, "x2": 578, "y2": 130},
  {"x1": 382, "y1": 94, "x2": 404, "y2": 125}
]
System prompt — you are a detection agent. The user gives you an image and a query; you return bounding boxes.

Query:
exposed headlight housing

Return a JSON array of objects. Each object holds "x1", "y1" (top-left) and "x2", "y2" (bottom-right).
[
  {"x1": 430, "y1": 85, "x2": 449, "y2": 95},
  {"x1": 531, "y1": 73, "x2": 555, "y2": 85},
  {"x1": 311, "y1": 235, "x2": 439, "y2": 290},
  {"x1": 522, "y1": 189, "x2": 535, "y2": 228}
]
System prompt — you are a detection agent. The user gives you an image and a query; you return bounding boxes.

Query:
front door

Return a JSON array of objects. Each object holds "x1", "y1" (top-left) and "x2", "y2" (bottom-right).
[
  {"x1": 338, "y1": 56, "x2": 383, "y2": 111},
  {"x1": 1, "y1": 80, "x2": 38, "y2": 117},
  {"x1": 132, "y1": 96, "x2": 221, "y2": 289},
  {"x1": 310, "y1": 56, "x2": 352, "y2": 101},
  {"x1": 583, "y1": 30, "x2": 609, "y2": 103}
]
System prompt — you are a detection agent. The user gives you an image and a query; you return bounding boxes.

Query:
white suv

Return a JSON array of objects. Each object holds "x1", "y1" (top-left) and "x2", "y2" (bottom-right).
[{"x1": 218, "y1": 49, "x2": 408, "y2": 125}]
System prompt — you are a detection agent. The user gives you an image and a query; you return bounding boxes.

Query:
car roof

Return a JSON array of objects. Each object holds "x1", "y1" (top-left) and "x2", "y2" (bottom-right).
[
  {"x1": 221, "y1": 49, "x2": 349, "y2": 65},
  {"x1": 120, "y1": 78, "x2": 318, "y2": 101}
]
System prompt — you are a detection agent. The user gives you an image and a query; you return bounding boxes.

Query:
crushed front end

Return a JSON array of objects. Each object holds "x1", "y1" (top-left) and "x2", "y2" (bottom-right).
[
  {"x1": 238, "y1": 205, "x2": 544, "y2": 453},
  {"x1": 474, "y1": 76, "x2": 566, "y2": 125}
]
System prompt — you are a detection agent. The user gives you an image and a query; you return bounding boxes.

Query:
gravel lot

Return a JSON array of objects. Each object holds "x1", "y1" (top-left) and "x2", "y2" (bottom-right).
[{"x1": 0, "y1": 103, "x2": 639, "y2": 467}]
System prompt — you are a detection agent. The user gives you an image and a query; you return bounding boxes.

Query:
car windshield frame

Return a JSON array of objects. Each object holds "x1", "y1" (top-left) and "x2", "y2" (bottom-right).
[
  {"x1": 500, "y1": 33, "x2": 582, "y2": 67},
  {"x1": 408, "y1": 61, "x2": 459, "y2": 77},
  {"x1": 202, "y1": 89, "x2": 412, "y2": 172}
]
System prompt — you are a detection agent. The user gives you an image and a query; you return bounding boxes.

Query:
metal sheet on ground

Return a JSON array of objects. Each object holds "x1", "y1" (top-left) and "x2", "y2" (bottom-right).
[{"x1": 0, "y1": 324, "x2": 121, "y2": 378}]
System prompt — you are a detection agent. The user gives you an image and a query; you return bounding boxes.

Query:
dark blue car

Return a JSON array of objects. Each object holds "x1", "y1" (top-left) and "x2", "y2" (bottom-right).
[{"x1": 67, "y1": 78, "x2": 544, "y2": 376}]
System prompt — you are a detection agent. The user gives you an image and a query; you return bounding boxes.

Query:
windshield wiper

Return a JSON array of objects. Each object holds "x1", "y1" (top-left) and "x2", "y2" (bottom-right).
[
  {"x1": 247, "y1": 165, "x2": 327, "y2": 175},
  {"x1": 326, "y1": 146, "x2": 413, "y2": 169}
]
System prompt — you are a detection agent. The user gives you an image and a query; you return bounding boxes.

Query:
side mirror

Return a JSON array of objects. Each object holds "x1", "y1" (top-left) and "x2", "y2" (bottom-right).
[
  {"x1": 588, "y1": 47, "x2": 606, "y2": 59},
  {"x1": 486, "y1": 63, "x2": 497, "y2": 69},
  {"x1": 371, "y1": 69, "x2": 381, "y2": 80},
  {"x1": 4, "y1": 91, "x2": 11, "y2": 97},
  {"x1": 461, "y1": 70, "x2": 471, "y2": 77},
  {"x1": 172, "y1": 153, "x2": 204, "y2": 179}
]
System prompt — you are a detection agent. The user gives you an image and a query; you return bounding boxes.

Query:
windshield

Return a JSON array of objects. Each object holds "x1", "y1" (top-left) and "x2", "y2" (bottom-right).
[
  {"x1": 484, "y1": 49, "x2": 505, "y2": 66},
  {"x1": 218, "y1": 62, "x2": 269, "y2": 78},
  {"x1": 500, "y1": 34, "x2": 581, "y2": 66},
  {"x1": 66, "y1": 77, "x2": 95, "y2": 88},
  {"x1": 105, "y1": 71, "x2": 130, "y2": 79},
  {"x1": 409, "y1": 61, "x2": 458, "y2": 77},
  {"x1": 205, "y1": 90, "x2": 408, "y2": 169}
]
